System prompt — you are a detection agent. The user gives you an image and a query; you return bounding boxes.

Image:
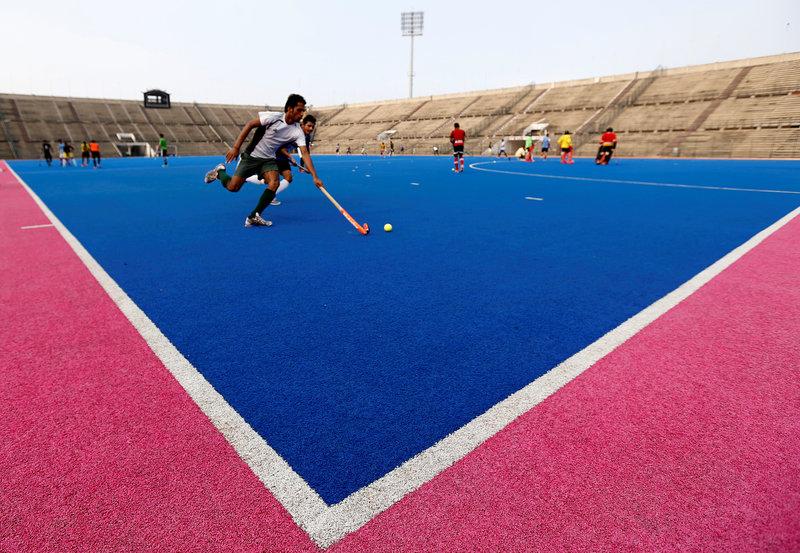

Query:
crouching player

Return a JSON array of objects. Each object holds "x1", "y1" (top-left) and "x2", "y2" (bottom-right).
[
  {"x1": 203, "y1": 94, "x2": 323, "y2": 227},
  {"x1": 596, "y1": 127, "x2": 617, "y2": 165}
]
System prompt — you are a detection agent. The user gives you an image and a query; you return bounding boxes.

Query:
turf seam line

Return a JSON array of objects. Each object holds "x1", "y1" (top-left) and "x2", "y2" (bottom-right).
[
  {"x1": 20, "y1": 223, "x2": 55, "y2": 230},
  {"x1": 468, "y1": 161, "x2": 800, "y2": 195},
  {"x1": 9, "y1": 160, "x2": 800, "y2": 548}
]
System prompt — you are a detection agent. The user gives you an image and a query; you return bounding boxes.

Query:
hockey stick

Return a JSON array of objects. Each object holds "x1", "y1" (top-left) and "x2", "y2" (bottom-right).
[{"x1": 318, "y1": 186, "x2": 369, "y2": 235}]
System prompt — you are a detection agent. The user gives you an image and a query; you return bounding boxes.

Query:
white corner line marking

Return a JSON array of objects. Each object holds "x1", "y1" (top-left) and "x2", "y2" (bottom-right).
[
  {"x1": 20, "y1": 223, "x2": 55, "y2": 230},
  {"x1": 525, "y1": 196, "x2": 544, "y2": 201},
  {"x1": 8, "y1": 160, "x2": 800, "y2": 549},
  {"x1": 468, "y1": 161, "x2": 800, "y2": 195}
]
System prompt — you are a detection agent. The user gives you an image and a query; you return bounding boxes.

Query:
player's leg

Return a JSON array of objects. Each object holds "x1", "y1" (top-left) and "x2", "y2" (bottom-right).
[
  {"x1": 453, "y1": 151, "x2": 459, "y2": 171},
  {"x1": 246, "y1": 169, "x2": 280, "y2": 227},
  {"x1": 207, "y1": 152, "x2": 269, "y2": 192},
  {"x1": 205, "y1": 164, "x2": 247, "y2": 192},
  {"x1": 459, "y1": 151, "x2": 465, "y2": 171},
  {"x1": 272, "y1": 168, "x2": 293, "y2": 205}
]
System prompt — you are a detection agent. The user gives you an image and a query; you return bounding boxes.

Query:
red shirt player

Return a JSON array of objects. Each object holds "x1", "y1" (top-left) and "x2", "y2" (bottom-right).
[
  {"x1": 596, "y1": 127, "x2": 618, "y2": 165},
  {"x1": 450, "y1": 122, "x2": 466, "y2": 173}
]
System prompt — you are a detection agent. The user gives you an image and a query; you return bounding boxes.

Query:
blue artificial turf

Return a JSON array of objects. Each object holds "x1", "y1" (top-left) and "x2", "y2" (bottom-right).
[{"x1": 12, "y1": 155, "x2": 800, "y2": 504}]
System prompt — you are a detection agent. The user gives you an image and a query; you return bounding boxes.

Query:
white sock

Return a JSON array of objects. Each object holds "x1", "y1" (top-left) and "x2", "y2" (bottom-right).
[{"x1": 277, "y1": 178, "x2": 290, "y2": 195}]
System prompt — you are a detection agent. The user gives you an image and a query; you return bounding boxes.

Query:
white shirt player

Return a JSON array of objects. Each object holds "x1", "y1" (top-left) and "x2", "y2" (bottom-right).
[
  {"x1": 248, "y1": 111, "x2": 306, "y2": 159},
  {"x1": 243, "y1": 112, "x2": 307, "y2": 195}
]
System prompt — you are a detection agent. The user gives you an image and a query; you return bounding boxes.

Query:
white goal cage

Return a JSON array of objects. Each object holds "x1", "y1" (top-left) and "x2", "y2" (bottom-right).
[
  {"x1": 114, "y1": 132, "x2": 156, "y2": 157},
  {"x1": 490, "y1": 122, "x2": 550, "y2": 155}
]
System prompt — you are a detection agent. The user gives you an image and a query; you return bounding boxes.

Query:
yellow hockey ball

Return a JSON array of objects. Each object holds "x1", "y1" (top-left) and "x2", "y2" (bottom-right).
[{"x1": 384, "y1": 223, "x2": 393, "y2": 232}]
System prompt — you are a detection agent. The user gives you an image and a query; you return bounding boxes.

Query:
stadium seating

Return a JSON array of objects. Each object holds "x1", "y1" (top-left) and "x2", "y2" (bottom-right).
[{"x1": 1, "y1": 52, "x2": 799, "y2": 159}]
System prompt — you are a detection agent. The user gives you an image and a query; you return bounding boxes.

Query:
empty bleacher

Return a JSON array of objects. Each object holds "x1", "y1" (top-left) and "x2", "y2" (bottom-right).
[{"x1": 1, "y1": 52, "x2": 799, "y2": 159}]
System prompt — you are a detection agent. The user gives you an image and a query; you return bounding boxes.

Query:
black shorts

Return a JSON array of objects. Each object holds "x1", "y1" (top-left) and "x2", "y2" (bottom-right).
[
  {"x1": 453, "y1": 144, "x2": 464, "y2": 155},
  {"x1": 161, "y1": 149, "x2": 168, "y2": 157},
  {"x1": 276, "y1": 157, "x2": 292, "y2": 173},
  {"x1": 91, "y1": 151, "x2": 100, "y2": 158},
  {"x1": 82, "y1": 152, "x2": 90, "y2": 158},
  {"x1": 541, "y1": 147, "x2": 549, "y2": 152},
  {"x1": 561, "y1": 147, "x2": 571, "y2": 153}
]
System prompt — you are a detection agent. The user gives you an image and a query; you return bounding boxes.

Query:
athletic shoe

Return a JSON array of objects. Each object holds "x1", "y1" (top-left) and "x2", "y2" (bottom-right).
[
  {"x1": 244, "y1": 213, "x2": 273, "y2": 227},
  {"x1": 204, "y1": 163, "x2": 226, "y2": 183},
  {"x1": 270, "y1": 199, "x2": 281, "y2": 206}
]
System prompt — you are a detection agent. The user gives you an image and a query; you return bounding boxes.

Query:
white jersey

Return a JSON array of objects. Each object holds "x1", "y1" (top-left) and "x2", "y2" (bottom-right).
[{"x1": 247, "y1": 111, "x2": 306, "y2": 159}]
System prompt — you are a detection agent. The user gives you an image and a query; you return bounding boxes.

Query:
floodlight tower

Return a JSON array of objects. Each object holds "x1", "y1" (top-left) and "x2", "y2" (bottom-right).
[{"x1": 401, "y1": 11, "x2": 424, "y2": 98}]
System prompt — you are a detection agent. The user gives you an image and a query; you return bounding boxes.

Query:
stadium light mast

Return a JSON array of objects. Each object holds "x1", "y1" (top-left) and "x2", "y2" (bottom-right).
[{"x1": 401, "y1": 11, "x2": 424, "y2": 98}]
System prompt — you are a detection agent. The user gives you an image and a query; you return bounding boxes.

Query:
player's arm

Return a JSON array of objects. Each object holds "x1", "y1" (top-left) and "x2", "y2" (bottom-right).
[
  {"x1": 225, "y1": 118, "x2": 261, "y2": 162},
  {"x1": 278, "y1": 146, "x2": 311, "y2": 172},
  {"x1": 297, "y1": 146, "x2": 323, "y2": 188},
  {"x1": 277, "y1": 146, "x2": 298, "y2": 165}
]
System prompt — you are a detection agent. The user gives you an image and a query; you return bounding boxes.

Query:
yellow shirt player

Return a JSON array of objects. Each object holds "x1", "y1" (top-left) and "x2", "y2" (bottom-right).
[{"x1": 557, "y1": 131, "x2": 574, "y2": 164}]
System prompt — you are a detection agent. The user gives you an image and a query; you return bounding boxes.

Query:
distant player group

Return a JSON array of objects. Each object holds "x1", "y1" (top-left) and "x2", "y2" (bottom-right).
[
  {"x1": 40, "y1": 134, "x2": 173, "y2": 168},
  {"x1": 193, "y1": 95, "x2": 620, "y2": 228},
  {"x1": 41, "y1": 139, "x2": 102, "y2": 168},
  {"x1": 449, "y1": 123, "x2": 617, "y2": 171}
]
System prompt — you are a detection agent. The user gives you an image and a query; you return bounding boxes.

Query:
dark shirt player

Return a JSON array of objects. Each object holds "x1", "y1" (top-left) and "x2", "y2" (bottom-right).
[
  {"x1": 450, "y1": 122, "x2": 466, "y2": 173},
  {"x1": 596, "y1": 127, "x2": 618, "y2": 165},
  {"x1": 42, "y1": 141, "x2": 53, "y2": 166}
]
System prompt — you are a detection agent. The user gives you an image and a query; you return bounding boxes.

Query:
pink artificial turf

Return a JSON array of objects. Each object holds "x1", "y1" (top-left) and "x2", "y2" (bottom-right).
[
  {"x1": 2, "y1": 161, "x2": 798, "y2": 551},
  {"x1": 0, "y1": 162, "x2": 317, "y2": 552}
]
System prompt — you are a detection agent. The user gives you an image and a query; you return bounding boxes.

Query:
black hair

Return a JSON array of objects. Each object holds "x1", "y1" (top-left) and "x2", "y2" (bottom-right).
[
  {"x1": 564, "y1": 130, "x2": 571, "y2": 134},
  {"x1": 159, "y1": 133, "x2": 164, "y2": 137},
  {"x1": 454, "y1": 122, "x2": 460, "y2": 128},
  {"x1": 285, "y1": 94, "x2": 306, "y2": 111},
  {"x1": 606, "y1": 127, "x2": 614, "y2": 132},
  {"x1": 302, "y1": 114, "x2": 317, "y2": 124}
]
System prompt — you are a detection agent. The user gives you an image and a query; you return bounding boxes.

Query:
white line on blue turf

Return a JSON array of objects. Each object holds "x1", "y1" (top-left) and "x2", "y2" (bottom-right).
[
  {"x1": 525, "y1": 196, "x2": 543, "y2": 201},
  {"x1": 469, "y1": 161, "x2": 800, "y2": 195},
  {"x1": 20, "y1": 223, "x2": 55, "y2": 230}
]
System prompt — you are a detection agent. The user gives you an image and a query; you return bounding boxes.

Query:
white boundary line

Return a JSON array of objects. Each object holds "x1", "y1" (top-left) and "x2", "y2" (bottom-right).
[
  {"x1": 7, "y1": 160, "x2": 800, "y2": 548},
  {"x1": 468, "y1": 161, "x2": 800, "y2": 195},
  {"x1": 20, "y1": 223, "x2": 55, "y2": 230}
]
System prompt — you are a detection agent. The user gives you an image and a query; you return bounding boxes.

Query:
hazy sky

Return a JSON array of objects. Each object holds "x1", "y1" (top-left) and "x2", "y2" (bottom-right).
[{"x1": 2, "y1": 1, "x2": 797, "y2": 107}]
